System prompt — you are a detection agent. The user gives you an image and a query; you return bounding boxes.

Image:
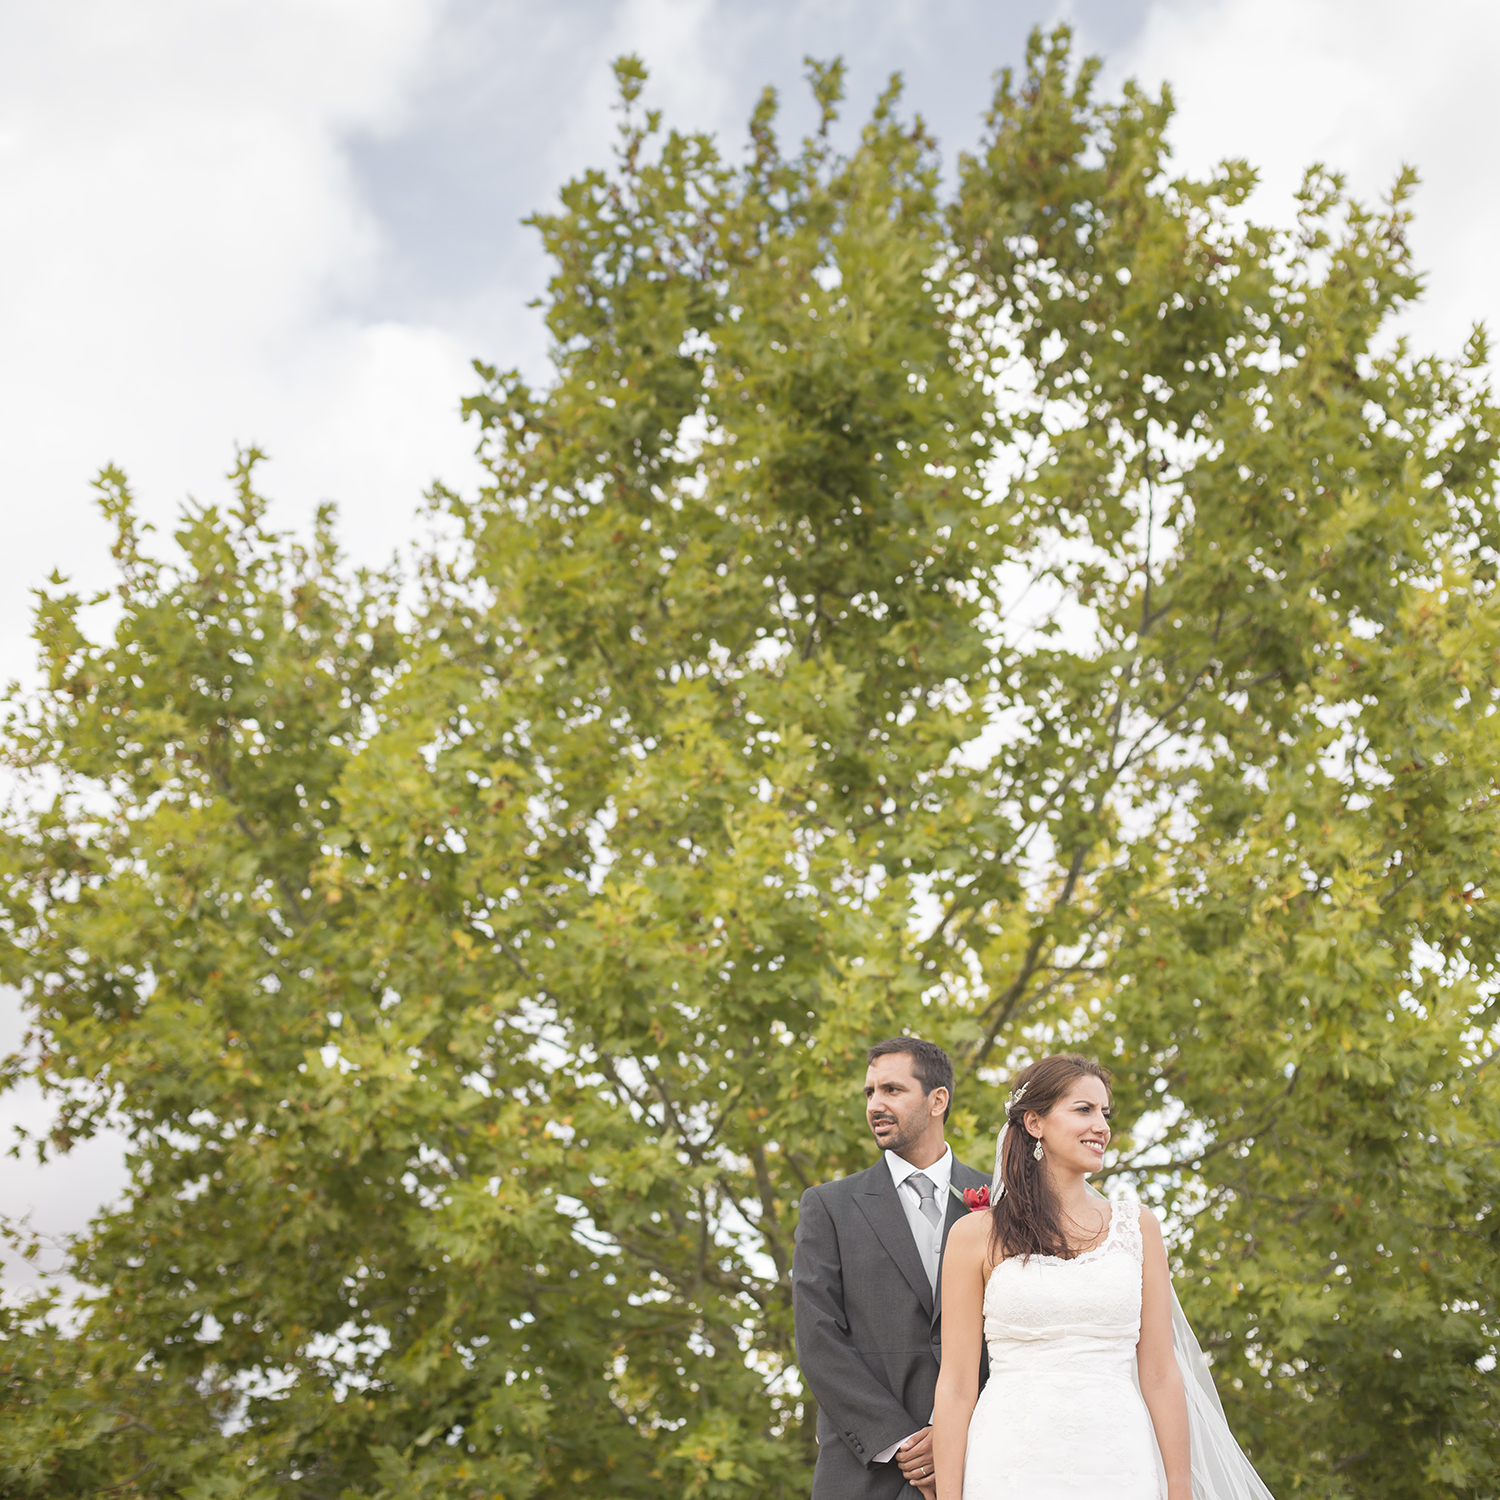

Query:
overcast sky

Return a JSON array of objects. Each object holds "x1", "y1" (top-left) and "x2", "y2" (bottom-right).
[{"x1": 2, "y1": 0, "x2": 1497, "y2": 1276}]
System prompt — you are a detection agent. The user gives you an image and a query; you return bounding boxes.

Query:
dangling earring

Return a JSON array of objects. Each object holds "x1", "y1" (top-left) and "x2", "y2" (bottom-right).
[{"x1": 1032, "y1": 1137, "x2": 1044, "y2": 1162}]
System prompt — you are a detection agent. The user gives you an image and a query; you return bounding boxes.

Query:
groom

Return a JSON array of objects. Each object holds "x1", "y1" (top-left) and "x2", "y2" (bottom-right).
[{"x1": 792, "y1": 1038, "x2": 990, "y2": 1500}]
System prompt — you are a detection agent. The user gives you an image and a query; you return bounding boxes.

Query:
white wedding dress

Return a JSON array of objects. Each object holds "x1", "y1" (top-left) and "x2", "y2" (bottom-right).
[{"x1": 962, "y1": 1200, "x2": 1161, "y2": 1499}]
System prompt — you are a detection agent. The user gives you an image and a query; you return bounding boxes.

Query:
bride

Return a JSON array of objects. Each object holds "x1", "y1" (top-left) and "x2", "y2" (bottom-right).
[{"x1": 933, "y1": 1053, "x2": 1276, "y2": 1500}]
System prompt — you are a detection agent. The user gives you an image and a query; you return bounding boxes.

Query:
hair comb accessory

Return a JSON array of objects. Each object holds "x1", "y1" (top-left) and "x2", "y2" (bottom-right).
[{"x1": 1005, "y1": 1081, "x2": 1029, "y2": 1111}]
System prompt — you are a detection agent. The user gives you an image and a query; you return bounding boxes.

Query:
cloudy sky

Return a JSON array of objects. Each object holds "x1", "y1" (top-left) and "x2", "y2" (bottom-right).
[{"x1": 2, "y1": 0, "x2": 1497, "y2": 1272}]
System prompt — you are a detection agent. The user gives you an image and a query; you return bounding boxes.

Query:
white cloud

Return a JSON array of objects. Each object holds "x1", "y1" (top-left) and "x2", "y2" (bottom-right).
[
  {"x1": 0, "y1": 0, "x2": 485, "y2": 687},
  {"x1": 0, "y1": 1087, "x2": 131, "y2": 1293},
  {"x1": 1108, "y1": 0, "x2": 1500, "y2": 359}
]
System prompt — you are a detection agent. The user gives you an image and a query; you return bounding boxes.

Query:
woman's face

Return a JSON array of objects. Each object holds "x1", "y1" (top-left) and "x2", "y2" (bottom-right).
[{"x1": 1030, "y1": 1073, "x2": 1112, "y2": 1175}]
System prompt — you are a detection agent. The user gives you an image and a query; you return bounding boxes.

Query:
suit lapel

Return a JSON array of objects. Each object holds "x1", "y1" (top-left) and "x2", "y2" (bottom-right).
[{"x1": 854, "y1": 1164, "x2": 934, "y2": 1316}]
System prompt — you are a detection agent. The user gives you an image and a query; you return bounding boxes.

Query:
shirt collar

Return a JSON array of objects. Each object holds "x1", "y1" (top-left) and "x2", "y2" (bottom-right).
[{"x1": 885, "y1": 1144, "x2": 953, "y2": 1194}]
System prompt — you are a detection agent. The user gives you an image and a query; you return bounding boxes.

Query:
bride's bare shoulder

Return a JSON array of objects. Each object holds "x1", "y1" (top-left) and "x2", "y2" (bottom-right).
[
  {"x1": 946, "y1": 1209, "x2": 993, "y2": 1257},
  {"x1": 1134, "y1": 1203, "x2": 1167, "y2": 1248}
]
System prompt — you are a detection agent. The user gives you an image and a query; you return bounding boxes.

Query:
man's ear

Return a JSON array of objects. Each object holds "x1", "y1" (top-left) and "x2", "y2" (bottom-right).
[{"x1": 930, "y1": 1087, "x2": 950, "y2": 1119}]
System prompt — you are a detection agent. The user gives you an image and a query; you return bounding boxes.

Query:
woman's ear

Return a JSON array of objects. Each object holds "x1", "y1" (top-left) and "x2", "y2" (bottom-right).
[{"x1": 1022, "y1": 1109, "x2": 1042, "y2": 1138}]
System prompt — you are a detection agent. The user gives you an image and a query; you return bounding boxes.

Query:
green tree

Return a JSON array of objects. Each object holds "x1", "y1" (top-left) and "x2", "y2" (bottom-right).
[
  {"x1": 2, "y1": 29, "x2": 1496, "y2": 1500},
  {"x1": 947, "y1": 38, "x2": 1500, "y2": 1493}
]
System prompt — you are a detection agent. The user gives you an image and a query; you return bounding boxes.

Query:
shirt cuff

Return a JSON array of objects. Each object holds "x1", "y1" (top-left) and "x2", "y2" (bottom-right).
[{"x1": 873, "y1": 1430, "x2": 924, "y2": 1464}]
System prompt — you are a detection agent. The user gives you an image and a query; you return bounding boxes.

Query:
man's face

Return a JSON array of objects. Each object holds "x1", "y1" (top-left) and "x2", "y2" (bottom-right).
[{"x1": 864, "y1": 1053, "x2": 943, "y2": 1156}]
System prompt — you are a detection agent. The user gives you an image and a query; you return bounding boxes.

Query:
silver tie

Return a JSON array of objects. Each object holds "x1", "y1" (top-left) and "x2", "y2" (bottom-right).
[{"x1": 909, "y1": 1171, "x2": 942, "y2": 1228}]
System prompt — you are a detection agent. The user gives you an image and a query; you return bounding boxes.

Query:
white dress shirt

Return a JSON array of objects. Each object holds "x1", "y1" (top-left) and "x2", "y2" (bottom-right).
[
  {"x1": 873, "y1": 1145, "x2": 954, "y2": 1464},
  {"x1": 885, "y1": 1144, "x2": 954, "y2": 1292}
]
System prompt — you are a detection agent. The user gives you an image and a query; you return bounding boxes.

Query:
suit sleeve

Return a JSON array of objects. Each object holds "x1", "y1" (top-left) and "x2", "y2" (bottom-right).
[{"x1": 792, "y1": 1186, "x2": 925, "y2": 1466}]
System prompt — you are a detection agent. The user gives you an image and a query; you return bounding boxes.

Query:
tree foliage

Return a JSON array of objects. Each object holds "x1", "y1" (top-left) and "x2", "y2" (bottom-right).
[{"x1": 2, "y1": 28, "x2": 1497, "y2": 1500}]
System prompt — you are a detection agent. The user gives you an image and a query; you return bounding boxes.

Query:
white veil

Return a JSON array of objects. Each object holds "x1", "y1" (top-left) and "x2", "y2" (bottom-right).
[{"x1": 990, "y1": 1123, "x2": 1276, "y2": 1500}]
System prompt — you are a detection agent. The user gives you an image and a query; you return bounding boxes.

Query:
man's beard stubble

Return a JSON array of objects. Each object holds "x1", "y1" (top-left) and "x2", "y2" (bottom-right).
[{"x1": 869, "y1": 1111, "x2": 925, "y2": 1157}]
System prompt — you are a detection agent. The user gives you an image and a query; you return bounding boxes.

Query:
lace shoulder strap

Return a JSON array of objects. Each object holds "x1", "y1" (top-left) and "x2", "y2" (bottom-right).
[{"x1": 1113, "y1": 1198, "x2": 1144, "y2": 1263}]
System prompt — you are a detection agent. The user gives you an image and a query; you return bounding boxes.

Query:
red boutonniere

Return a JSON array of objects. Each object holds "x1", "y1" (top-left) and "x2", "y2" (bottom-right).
[{"x1": 963, "y1": 1185, "x2": 991, "y2": 1212}]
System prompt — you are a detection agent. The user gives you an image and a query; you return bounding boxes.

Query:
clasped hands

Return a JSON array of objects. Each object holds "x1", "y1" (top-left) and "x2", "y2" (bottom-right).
[{"x1": 896, "y1": 1426, "x2": 936, "y2": 1499}]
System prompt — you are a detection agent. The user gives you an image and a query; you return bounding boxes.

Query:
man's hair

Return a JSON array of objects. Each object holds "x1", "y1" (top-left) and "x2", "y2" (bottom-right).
[{"x1": 866, "y1": 1037, "x2": 954, "y2": 1121}]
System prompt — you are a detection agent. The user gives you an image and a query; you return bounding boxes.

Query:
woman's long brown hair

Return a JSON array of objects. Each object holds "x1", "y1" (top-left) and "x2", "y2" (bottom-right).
[{"x1": 989, "y1": 1053, "x2": 1113, "y2": 1262}]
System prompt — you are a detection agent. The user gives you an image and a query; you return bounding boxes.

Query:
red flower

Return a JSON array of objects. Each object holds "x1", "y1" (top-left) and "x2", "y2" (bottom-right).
[{"x1": 963, "y1": 1185, "x2": 991, "y2": 1212}]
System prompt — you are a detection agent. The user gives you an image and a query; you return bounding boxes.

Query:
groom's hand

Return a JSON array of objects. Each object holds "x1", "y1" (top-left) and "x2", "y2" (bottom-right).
[{"x1": 895, "y1": 1427, "x2": 935, "y2": 1496}]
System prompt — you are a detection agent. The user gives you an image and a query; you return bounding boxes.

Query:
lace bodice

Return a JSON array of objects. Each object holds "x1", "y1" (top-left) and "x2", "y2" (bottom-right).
[
  {"x1": 964, "y1": 1200, "x2": 1162, "y2": 1500},
  {"x1": 982, "y1": 1198, "x2": 1144, "y2": 1344}
]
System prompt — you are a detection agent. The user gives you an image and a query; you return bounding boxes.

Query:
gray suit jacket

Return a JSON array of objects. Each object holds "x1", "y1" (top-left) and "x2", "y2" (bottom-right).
[{"x1": 792, "y1": 1155, "x2": 991, "y2": 1500}]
